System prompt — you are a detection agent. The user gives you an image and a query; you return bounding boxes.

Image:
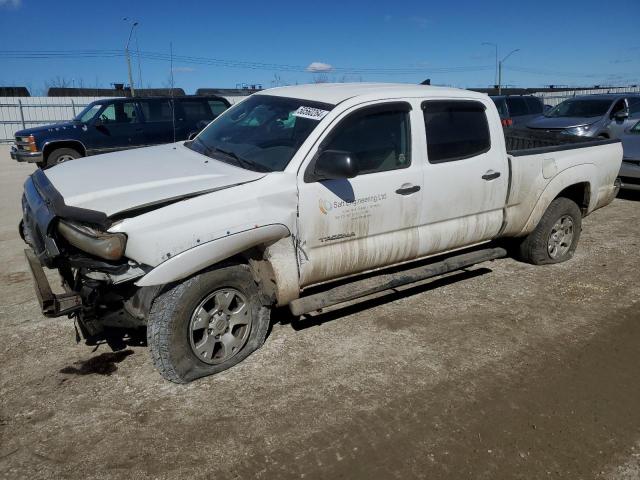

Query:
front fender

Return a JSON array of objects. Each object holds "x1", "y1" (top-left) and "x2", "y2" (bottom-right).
[{"x1": 135, "y1": 224, "x2": 290, "y2": 286}]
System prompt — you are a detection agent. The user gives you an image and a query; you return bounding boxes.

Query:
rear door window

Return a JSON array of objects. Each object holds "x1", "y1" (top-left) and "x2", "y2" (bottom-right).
[
  {"x1": 422, "y1": 100, "x2": 491, "y2": 163},
  {"x1": 505, "y1": 97, "x2": 529, "y2": 117},
  {"x1": 139, "y1": 99, "x2": 174, "y2": 122},
  {"x1": 524, "y1": 97, "x2": 543, "y2": 114},
  {"x1": 179, "y1": 100, "x2": 213, "y2": 122},
  {"x1": 208, "y1": 99, "x2": 229, "y2": 116}
]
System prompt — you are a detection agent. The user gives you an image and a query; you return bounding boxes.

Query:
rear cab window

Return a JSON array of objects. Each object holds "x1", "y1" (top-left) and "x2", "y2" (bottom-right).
[
  {"x1": 505, "y1": 97, "x2": 529, "y2": 117},
  {"x1": 524, "y1": 97, "x2": 543, "y2": 114},
  {"x1": 422, "y1": 100, "x2": 491, "y2": 163}
]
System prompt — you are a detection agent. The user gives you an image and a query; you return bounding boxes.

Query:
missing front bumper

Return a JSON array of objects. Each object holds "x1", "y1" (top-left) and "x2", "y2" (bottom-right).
[{"x1": 24, "y1": 248, "x2": 82, "y2": 317}]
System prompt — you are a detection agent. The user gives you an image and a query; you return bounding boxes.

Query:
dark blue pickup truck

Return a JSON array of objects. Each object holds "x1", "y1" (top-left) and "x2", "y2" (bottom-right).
[{"x1": 10, "y1": 95, "x2": 230, "y2": 168}]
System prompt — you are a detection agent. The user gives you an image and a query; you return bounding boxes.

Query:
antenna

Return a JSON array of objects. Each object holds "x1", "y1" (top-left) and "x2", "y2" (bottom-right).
[{"x1": 170, "y1": 42, "x2": 176, "y2": 144}]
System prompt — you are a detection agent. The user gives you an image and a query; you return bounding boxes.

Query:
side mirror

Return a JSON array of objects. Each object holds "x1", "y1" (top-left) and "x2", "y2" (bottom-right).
[
  {"x1": 614, "y1": 111, "x2": 629, "y2": 120},
  {"x1": 313, "y1": 150, "x2": 359, "y2": 181}
]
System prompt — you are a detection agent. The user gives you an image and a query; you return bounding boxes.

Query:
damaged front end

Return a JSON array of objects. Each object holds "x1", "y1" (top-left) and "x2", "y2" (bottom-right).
[{"x1": 21, "y1": 169, "x2": 157, "y2": 348}]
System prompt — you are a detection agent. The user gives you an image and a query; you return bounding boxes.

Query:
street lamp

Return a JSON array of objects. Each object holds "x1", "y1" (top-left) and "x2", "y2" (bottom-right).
[
  {"x1": 123, "y1": 18, "x2": 139, "y2": 97},
  {"x1": 498, "y1": 48, "x2": 520, "y2": 95},
  {"x1": 481, "y1": 42, "x2": 498, "y2": 87}
]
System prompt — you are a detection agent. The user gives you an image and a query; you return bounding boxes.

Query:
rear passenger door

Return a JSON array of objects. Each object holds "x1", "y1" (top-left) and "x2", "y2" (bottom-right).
[
  {"x1": 138, "y1": 99, "x2": 176, "y2": 145},
  {"x1": 417, "y1": 99, "x2": 508, "y2": 257}
]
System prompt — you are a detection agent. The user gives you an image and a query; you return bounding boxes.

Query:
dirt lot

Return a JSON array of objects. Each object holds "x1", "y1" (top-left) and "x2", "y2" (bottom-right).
[{"x1": 1, "y1": 145, "x2": 639, "y2": 479}]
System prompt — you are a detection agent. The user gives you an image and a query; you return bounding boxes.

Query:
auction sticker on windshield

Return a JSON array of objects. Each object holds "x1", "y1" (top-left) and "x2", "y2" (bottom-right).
[{"x1": 292, "y1": 106, "x2": 330, "y2": 121}]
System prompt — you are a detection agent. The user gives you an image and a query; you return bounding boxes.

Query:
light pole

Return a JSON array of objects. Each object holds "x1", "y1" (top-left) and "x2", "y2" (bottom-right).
[
  {"x1": 482, "y1": 42, "x2": 498, "y2": 87},
  {"x1": 498, "y1": 48, "x2": 520, "y2": 95},
  {"x1": 123, "y1": 18, "x2": 139, "y2": 97}
]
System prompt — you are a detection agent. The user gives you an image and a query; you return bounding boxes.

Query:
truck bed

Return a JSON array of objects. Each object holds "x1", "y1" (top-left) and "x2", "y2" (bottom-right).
[{"x1": 505, "y1": 128, "x2": 619, "y2": 156}]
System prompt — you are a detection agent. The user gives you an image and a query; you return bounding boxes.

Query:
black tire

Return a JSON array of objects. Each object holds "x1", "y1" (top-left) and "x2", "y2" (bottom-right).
[
  {"x1": 517, "y1": 197, "x2": 582, "y2": 265},
  {"x1": 147, "y1": 264, "x2": 271, "y2": 383},
  {"x1": 45, "y1": 147, "x2": 80, "y2": 168}
]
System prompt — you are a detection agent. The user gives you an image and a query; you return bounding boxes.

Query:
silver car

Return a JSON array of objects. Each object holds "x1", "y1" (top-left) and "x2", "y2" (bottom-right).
[
  {"x1": 527, "y1": 94, "x2": 640, "y2": 139},
  {"x1": 619, "y1": 118, "x2": 640, "y2": 191}
]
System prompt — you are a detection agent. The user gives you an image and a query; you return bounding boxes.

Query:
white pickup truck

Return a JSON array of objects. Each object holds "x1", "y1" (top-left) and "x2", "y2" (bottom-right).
[{"x1": 20, "y1": 83, "x2": 622, "y2": 383}]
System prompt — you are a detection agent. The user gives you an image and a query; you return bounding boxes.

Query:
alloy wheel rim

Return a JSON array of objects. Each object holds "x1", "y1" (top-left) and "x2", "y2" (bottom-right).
[
  {"x1": 188, "y1": 288, "x2": 252, "y2": 365},
  {"x1": 547, "y1": 215, "x2": 574, "y2": 259},
  {"x1": 57, "y1": 154, "x2": 75, "y2": 163}
]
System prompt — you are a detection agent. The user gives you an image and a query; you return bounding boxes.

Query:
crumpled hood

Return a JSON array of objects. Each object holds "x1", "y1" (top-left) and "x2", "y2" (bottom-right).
[
  {"x1": 44, "y1": 142, "x2": 265, "y2": 217},
  {"x1": 527, "y1": 116, "x2": 598, "y2": 130}
]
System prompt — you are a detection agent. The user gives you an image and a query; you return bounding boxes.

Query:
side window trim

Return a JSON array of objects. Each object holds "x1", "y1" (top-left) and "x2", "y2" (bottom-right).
[
  {"x1": 304, "y1": 101, "x2": 413, "y2": 183},
  {"x1": 421, "y1": 99, "x2": 492, "y2": 164}
]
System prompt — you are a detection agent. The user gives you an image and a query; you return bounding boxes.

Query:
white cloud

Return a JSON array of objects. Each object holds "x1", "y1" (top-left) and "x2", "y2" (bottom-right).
[
  {"x1": 307, "y1": 62, "x2": 333, "y2": 73},
  {"x1": 172, "y1": 66, "x2": 195, "y2": 73},
  {"x1": 0, "y1": 0, "x2": 22, "y2": 7},
  {"x1": 409, "y1": 15, "x2": 430, "y2": 28}
]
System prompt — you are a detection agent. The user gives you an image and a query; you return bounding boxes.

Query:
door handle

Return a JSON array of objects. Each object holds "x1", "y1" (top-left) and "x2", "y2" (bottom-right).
[
  {"x1": 395, "y1": 185, "x2": 421, "y2": 195},
  {"x1": 482, "y1": 171, "x2": 501, "y2": 181}
]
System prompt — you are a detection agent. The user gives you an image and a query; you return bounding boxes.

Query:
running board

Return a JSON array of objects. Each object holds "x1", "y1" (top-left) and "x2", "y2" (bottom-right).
[{"x1": 289, "y1": 247, "x2": 507, "y2": 316}]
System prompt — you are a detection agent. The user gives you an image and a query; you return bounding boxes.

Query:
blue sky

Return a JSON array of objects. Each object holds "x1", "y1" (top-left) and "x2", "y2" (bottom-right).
[{"x1": 0, "y1": 0, "x2": 639, "y2": 94}]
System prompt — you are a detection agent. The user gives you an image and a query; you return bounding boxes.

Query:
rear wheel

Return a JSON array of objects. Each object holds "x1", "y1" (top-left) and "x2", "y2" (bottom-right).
[
  {"x1": 517, "y1": 197, "x2": 582, "y2": 265},
  {"x1": 45, "y1": 147, "x2": 80, "y2": 168},
  {"x1": 147, "y1": 265, "x2": 271, "y2": 383}
]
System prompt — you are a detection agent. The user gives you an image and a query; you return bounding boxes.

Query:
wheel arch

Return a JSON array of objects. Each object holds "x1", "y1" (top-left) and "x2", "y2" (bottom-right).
[
  {"x1": 518, "y1": 165, "x2": 596, "y2": 237},
  {"x1": 135, "y1": 225, "x2": 300, "y2": 306},
  {"x1": 42, "y1": 140, "x2": 87, "y2": 162}
]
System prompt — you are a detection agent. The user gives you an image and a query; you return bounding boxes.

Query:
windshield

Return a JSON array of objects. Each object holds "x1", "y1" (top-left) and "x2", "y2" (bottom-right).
[
  {"x1": 74, "y1": 103, "x2": 103, "y2": 122},
  {"x1": 187, "y1": 95, "x2": 333, "y2": 172},
  {"x1": 631, "y1": 121, "x2": 640, "y2": 134},
  {"x1": 544, "y1": 98, "x2": 613, "y2": 118}
]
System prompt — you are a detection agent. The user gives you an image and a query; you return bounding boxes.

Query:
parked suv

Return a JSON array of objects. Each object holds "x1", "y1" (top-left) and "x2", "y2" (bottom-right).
[
  {"x1": 10, "y1": 95, "x2": 231, "y2": 168},
  {"x1": 490, "y1": 95, "x2": 545, "y2": 127},
  {"x1": 526, "y1": 93, "x2": 640, "y2": 138}
]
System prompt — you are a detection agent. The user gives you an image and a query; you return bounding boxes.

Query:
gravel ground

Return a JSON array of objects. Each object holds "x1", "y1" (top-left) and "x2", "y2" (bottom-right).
[{"x1": 1, "y1": 145, "x2": 639, "y2": 479}]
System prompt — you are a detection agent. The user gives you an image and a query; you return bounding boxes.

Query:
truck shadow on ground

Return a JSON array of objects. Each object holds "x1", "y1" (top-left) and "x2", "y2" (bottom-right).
[
  {"x1": 59, "y1": 349, "x2": 134, "y2": 376},
  {"x1": 617, "y1": 189, "x2": 640, "y2": 201},
  {"x1": 276, "y1": 267, "x2": 492, "y2": 331}
]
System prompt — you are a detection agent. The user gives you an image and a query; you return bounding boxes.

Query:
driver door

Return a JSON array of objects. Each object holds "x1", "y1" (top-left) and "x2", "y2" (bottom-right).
[
  {"x1": 91, "y1": 101, "x2": 141, "y2": 153},
  {"x1": 296, "y1": 102, "x2": 423, "y2": 287}
]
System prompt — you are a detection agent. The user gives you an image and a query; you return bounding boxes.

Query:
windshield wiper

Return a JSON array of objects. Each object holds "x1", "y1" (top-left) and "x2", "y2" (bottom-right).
[{"x1": 210, "y1": 147, "x2": 271, "y2": 172}]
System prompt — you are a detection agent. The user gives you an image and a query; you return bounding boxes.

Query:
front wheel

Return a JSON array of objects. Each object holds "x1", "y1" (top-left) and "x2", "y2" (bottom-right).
[
  {"x1": 147, "y1": 265, "x2": 271, "y2": 383},
  {"x1": 517, "y1": 197, "x2": 582, "y2": 265},
  {"x1": 45, "y1": 147, "x2": 80, "y2": 168}
]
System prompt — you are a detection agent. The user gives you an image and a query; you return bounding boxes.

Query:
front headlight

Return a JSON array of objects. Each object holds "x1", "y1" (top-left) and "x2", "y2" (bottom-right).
[
  {"x1": 564, "y1": 124, "x2": 593, "y2": 136},
  {"x1": 57, "y1": 220, "x2": 127, "y2": 261}
]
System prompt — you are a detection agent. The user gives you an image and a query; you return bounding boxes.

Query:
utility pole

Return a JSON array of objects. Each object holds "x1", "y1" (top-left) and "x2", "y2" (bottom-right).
[
  {"x1": 481, "y1": 42, "x2": 498, "y2": 87},
  {"x1": 497, "y1": 49, "x2": 520, "y2": 95},
  {"x1": 124, "y1": 18, "x2": 139, "y2": 97}
]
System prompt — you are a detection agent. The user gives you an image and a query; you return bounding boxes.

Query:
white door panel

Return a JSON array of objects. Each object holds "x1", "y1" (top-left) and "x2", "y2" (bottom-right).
[
  {"x1": 296, "y1": 102, "x2": 422, "y2": 287},
  {"x1": 297, "y1": 173, "x2": 422, "y2": 286},
  {"x1": 416, "y1": 98, "x2": 509, "y2": 256}
]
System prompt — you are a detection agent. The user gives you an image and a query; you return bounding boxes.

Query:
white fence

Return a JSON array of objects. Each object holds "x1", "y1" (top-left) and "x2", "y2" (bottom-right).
[
  {"x1": 0, "y1": 95, "x2": 247, "y2": 143},
  {"x1": 532, "y1": 87, "x2": 640, "y2": 107},
  {"x1": 3, "y1": 88, "x2": 640, "y2": 143}
]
